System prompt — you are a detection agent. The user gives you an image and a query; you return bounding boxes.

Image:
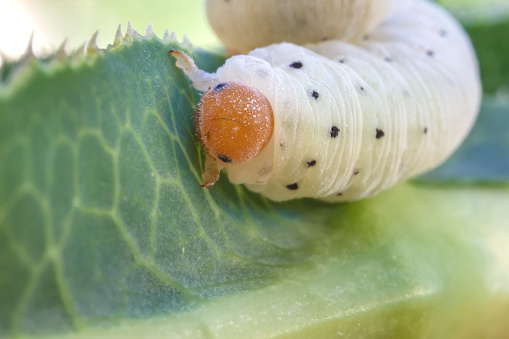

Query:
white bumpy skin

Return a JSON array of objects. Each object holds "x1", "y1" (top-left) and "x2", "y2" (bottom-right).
[
  {"x1": 175, "y1": 0, "x2": 481, "y2": 202},
  {"x1": 206, "y1": 0, "x2": 395, "y2": 54}
]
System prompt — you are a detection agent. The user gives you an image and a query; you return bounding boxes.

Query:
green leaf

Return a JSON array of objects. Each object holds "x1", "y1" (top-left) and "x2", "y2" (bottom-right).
[
  {"x1": 438, "y1": 1, "x2": 509, "y2": 94},
  {"x1": 56, "y1": 184, "x2": 509, "y2": 339},
  {"x1": 0, "y1": 32, "x2": 324, "y2": 337},
  {"x1": 465, "y1": 20, "x2": 509, "y2": 94},
  {"x1": 1, "y1": 27, "x2": 508, "y2": 338}
]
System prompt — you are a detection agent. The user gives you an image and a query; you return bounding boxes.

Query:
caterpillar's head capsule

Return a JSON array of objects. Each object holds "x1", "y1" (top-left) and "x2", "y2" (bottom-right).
[{"x1": 194, "y1": 81, "x2": 274, "y2": 187}]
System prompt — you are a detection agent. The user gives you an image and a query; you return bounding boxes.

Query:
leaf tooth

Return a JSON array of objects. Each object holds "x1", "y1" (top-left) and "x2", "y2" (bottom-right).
[
  {"x1": 22, "y1": 32, "x2": 37, "y2": 60},
  {"x1": 124, "y1": 22, "x2": 142, "y2": 43},
  {"x1": 87, "y1": 30, "x2": 102, "y2": 56},
  {"x1": 1, "y1": 34, "x2": 41, "y2": 87},
  {"x1": 145, "y1": 23, "x2": 157, "y2": 38},
  {"x1": 181, "y1": 34, "x2": 193, "y2": 49},
  {"x1": 26, "y1": 32, "x2": 35, "y2": 56},
  {"x1": 125, "y1": 21, "x2": 134, "y2": 37},
  {"x1": 7, "y1": 33, "x2": 38, "y2": 76},
  {"x1": 46, "y1": 39, "x2": 70, "y2": 69},
  {"x1": 0, "y1": 49, "x2": 8, "y2": 66},
  {"x1": 113, "y1": 24, "x2": 123, "y2": 46},
  {"x1": 163, "y1": 29, "x2": 177, "y2": 43},
  {"x1": 70, "y1": 42, "x2": 86, "y2": 63},
  {"x1": 56, "y1": 39, "x2": 69, "y2": 58},
  {"x1": 0, "y1": 50, "x2": 8, "y2": 82}
]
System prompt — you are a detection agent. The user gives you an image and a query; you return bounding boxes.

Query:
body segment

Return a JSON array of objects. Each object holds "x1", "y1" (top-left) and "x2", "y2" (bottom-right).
[{"x1": 206, "y1": 0, "x2": 395, "y2": 53}]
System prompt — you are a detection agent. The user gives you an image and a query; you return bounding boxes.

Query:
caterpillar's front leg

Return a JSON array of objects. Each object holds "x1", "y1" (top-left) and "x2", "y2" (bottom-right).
[
  {"x1": 200, "y1": 154, "x2": 223, "y2": 188},
  {"x1": 169, "y1": 49, "x2": 218, "y2": 92}
]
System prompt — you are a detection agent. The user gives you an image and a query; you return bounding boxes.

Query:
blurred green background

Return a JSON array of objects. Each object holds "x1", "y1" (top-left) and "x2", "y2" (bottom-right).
[{"x1": 1, "y1": 0, "x2": 508, "y2": 60}]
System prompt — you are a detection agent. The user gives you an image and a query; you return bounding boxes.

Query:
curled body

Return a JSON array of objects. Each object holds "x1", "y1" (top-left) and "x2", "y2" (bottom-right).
[
  {"x1": 206, "y1": 0, "x2": 395, "y2": 53},
  {"x1": 171, "y1": 0, "x2": 481, "y2": 202}
]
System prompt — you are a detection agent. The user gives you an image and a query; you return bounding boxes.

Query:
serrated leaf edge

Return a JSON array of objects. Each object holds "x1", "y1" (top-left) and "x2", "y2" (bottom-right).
[{"x1": 0, "y1": 23, "x2": 189, "y2": 97}]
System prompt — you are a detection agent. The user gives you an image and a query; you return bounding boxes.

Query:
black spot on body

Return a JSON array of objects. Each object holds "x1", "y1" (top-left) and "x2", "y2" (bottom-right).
[
  {"x1": 337, "y1": 192, "x2": 343, "y2": 196},
  {"x1": 384, "y1": 57, "x2": 393, "y2": 62},
  {"x1": 311, "y1": 90, "x2": 319, "y2": 99},
  {"x1": 423, "y1": 127, "x2": 428, "y2": 134},
  {"x1": 339, "y1": 59, "x2": 345, "y2": 63},
  {"x1": 289, "y1": 61, "x2": 303, "y2": 69},
  {"x1": 330, "y1": 126, "x2": 340, "y2": 138},
  {"x1": 376, "y1": 128, "x2": 385, "y2": 139},
  {"x1": 213, "y1": 83, "x2": 227, "y2": 91},
  {"x1": 307, "y1": 160, "x2": 317, "y2": 167},
  {"x1": 426, "y1": 50, "x2": 435, "y2": 57},
  {"x1": 217, "y1": 154, "x2": 232, "y2": 163},
  {"x1": 353, "y1": 170, "x2": 360, "y2": 176},
  {"x1": 286, "y1": 183, "x2": 299, "y2": 190}
]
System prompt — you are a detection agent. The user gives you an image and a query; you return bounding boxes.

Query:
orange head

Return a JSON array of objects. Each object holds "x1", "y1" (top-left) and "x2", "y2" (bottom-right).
[{"x1": 194, "y1": 81, "x2": 274, "y2": 165}]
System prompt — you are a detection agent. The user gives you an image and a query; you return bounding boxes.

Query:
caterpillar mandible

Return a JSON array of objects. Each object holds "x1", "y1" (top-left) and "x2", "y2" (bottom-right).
[{"x1": 170, "y1": 0, "x2": 481, "y2": 202}]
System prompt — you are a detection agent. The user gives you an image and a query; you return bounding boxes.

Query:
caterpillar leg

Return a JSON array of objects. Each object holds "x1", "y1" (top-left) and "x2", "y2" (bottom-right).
[
  {"x1": 169, "y1": 49, "x2": 218, "y2": 92},
  {"x1": 169, "y1": 50, "x2": 223, "y2": 187},
  {"x1": 201, "y1": 154, "x2": 224, "y2": 188}
]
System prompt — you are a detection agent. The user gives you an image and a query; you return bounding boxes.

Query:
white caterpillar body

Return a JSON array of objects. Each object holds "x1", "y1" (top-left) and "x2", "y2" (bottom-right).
[
  {"x1": 206, "y1": 0, "x2": 395, "y2": 53},
  {"x1": 175, "y1": 0, "x2": 481, "y2": 202}
]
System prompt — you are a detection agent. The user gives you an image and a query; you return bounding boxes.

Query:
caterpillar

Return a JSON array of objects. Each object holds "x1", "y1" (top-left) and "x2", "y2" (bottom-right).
[
  {"x1": 170, "y1": 0, "x2": 481, "y2": 202},
  {"x1": 205, "y1": 0, "x2": 395, "y2": 54}
]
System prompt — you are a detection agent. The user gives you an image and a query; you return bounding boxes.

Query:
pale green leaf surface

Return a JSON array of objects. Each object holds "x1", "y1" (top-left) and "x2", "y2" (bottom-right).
[
  {"x1": 1, "y1": 32, "x2": 508, "y2": 339},
  {"x1": 57, "y1": 184, "x2": 509, "y2": 339},
  {"x1": 0, "y1": 36, "x2": 322, "y2": 336}
]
